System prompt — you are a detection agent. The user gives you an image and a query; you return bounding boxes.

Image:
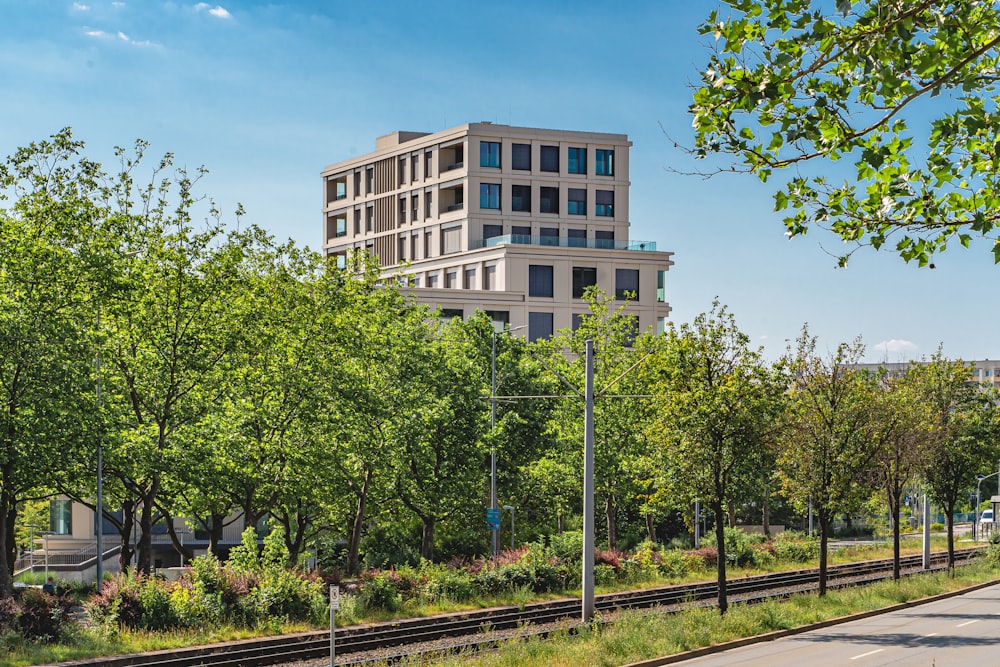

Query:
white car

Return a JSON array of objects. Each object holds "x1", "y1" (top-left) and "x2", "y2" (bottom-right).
[{"x1": 981, "y1": 509, "x2": 994, "y2": 524}]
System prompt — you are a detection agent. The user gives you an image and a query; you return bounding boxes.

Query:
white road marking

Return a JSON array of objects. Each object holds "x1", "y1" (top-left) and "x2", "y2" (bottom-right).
[
  {"x1": 957, "y1": 620, "x2": 980, "y2": 627},
  {"x1": 850, "y1": 649, "x2": 884, "y2": 660}
]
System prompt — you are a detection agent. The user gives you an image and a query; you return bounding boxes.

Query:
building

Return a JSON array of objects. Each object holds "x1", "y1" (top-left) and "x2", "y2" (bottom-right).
[
  {"x1": 853, "y1": 359, "x2": 1000, "y2": 389},
  {"x1": 321, "y1": 123, "x2": 674, "y2": 339}
]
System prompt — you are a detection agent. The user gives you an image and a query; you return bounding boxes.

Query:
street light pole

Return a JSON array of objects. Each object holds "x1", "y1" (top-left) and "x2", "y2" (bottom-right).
[
  {"x1": 582, "y1": 338, "x2": 595, "y2": 622},
  {"x1": 490, "y1": 324, "x2": 524, "y2": 558},
  {"x1": 96, "y1": 306, "x2": 104, "y2": 592}
]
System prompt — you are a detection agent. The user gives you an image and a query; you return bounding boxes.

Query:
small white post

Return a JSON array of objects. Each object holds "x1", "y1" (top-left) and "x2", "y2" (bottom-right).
[
  {"x1": 329, "y1": 584, "x2": 339, "y2": 665},
  {"x1": 922, "y1": 494, "x2": 931, "y2": 570}
]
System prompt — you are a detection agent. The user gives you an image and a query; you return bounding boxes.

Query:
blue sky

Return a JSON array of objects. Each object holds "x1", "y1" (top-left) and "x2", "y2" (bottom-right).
[{"x1": 3, "y1": 0, "x2": 997, "y2": 362}]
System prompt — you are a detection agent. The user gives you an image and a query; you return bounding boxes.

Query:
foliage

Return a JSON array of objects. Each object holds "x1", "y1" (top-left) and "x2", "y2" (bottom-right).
[{"x1": 691, "y1": 0, "x2": 1000, "y2": 266}]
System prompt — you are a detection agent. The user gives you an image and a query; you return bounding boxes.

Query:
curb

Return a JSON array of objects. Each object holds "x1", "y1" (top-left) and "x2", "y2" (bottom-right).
[{"x1": 620, "y1": 576, "x2": 1000, "y2": 667}]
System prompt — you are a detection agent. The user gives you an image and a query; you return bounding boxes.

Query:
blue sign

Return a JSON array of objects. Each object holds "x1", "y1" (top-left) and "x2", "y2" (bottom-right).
[{"x1": 486, "y1": 508, "x2": 501, "y2": 530}]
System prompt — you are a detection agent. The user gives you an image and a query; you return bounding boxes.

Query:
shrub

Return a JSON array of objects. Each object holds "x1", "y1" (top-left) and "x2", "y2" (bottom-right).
[
  {"x1": 0, "y1": 596, "x2": 18, "y2": 634},
  {"x1": 723, "y1": 528, "x2": 757, "y2": 566},
  {"x1": 930, "y1": 522, "x2": 945, "y2": 531},
  {"x1": 547, "y1": 531, "x2": 584, "y2": 564},
  {"x1": 357, "y1": 570, "x2": 403, "y2": 613},
  {"x1": 687, "y1": 546, "x2": 718, "y2": 568},
  {"x1": 773, "y1": 531, "x2": 820, "y2": 562},
  {"x1": 16, "y1": 588, "x2": 73, "y2": 642}
]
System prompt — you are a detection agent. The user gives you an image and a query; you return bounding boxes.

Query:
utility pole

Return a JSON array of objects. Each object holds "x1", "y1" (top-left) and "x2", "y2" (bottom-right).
[{"x1": 582, "y1": 339, "x2": 595, "y2": 622}]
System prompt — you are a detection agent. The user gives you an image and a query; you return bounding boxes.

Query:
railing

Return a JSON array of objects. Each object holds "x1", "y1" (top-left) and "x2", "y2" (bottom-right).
[
  {"x1": 473, "y1": 234, "x2": 657, "y2": 252},
  {"x1": 446, "y1": 203, "x2": 464, "y2": 212},
  {"x1": 443, "y1": 161, "x2": 464, "y2": 172}
]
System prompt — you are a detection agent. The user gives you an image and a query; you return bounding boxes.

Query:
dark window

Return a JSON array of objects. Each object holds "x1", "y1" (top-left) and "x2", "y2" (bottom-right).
[
  {"x1": 412, "y1": 154, "x2": 419, "y2": 180},
  {"x1": 335, "y1": 180, "x2": 346, "y2": 200},
  {"x1": 540, "y1": 145, "x2": 559, "y2": 172},
  {"x1": 528, "y1": 312, "x2": 554, "y2": 342},
  {"x1": 540, "y1": 186, "x2": 559, "y2": 213},
  {"x1": 354, "y1": 171, "x2": 361, "y2": 196},
  {"x1": 596, "y1": 190, "x2": 614, "y2": 216},
  {"x1": 657, "y1": 270, "x2": 666, "y2": 302},
  {"x1": 398, "y1": 157, "x2": 407, "y2": 185},
  {"x1": 624, "y1": 315, "x2": 639, "y2": 347},
  {"x1": 512, "y1": 143, "x2": 531, "y2": 170},
  {"x1": 568, "y1": 228, "x2": 587, "y2": 247},
  {"x1": 480, "y1": 183, "x2": 500, "y2": 209},
  {"x1": 485, "y1": 310, "x2": 509, "y2": 329},
  {"x1": 365, "y1": 167, "x2": 374, "y2": 193},
  {"x1": 412, "y1": 194, "x2": 419, "y2": 221},
  {"x1": 445, "y1": 270, "x2": 458, "y2": 288},
  {"x1": 572, "y1": 267, "x2": 597, "y2": 299},
  {"x1": 365, "y1": 205, "x2": 373, "y2": 232},
  {"x1": 616, "y1": 268, "x2": 640, "y2": 300},
  {"x1": 333, "y1": 215, "x2": 347, "y2": 238},
  {"x1": 528, "y1": 265, "x2": 554, "y2": 297},
  {"x1": 596, "y1": 149, "x2": 614, "y2": 176},
  {"x1": 568, "y1": 188, "x2": 586, "y2": 215},
  {"x1": 511, "y1": 184, "x2": 531, "y2": 212},
  {"x1": 353, "y1": 209, "x2": 361, "y2": 235},
  {"x1": 568, "y1": 147, "x2": 587, "y2": 174},
  {"x1": 440, "y1": 308, "x2": 463, "y2": 320},
  {"x1": 595, "y1": 230, "x2": 615, "y2": 249},
  {"x1": 50, "y1": 499, "x2": 72, "y2": 535},
  {"x1": 540, "y1": 227, "x2": 559, "y2": 246},
  {"x1": 480, "y1": 141, "x2": 500, "y2": 168},
  {"x1": 572, "y1": 313, "x2": 585, "y2": 331},
  {"x1": 425, "y1": 151, "x2": 433, "y2": 178},
  {"x1": 512, "y1": 225, "x2": 531, "y2": 241},
  {"x1": 399, "y1": 197, "x2": 407, "y2": 224},
  {"x1": 483, "y1": 224, "x2": 503, "y2": 241}
]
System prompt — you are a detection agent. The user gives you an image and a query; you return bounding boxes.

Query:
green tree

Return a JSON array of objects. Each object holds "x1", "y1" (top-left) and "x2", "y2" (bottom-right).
[
  {"x1": 691, "y1": 1, "x2": 1000, "y2": 266},
  {"x1": 914, "y1": 353, "x2": 999, "y2": 567},
  {"x1": 779, "y1": 331, "x2": 877, "y2": 595},
  {"x1": 648, "y1": 302, "x2": 787, "y2": 614}
]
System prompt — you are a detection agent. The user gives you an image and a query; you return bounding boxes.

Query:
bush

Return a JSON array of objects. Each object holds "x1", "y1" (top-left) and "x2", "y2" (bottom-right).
[
  {"x1": 547, "y1": 531, "x2": 584, "y2": 564},
  {"x1": 16, "y1": 588, "x2": 73, "y2": 642},
  {"x1": 773, "y1": 531, "x2": 820, "y2": 562},
  {"x1": 357, "y1": 570, "x2": 403, "y2": 613},
  {"x1": 723, "y1": 528, "x2": 756, "y2": 567},
  {"x1": 687, "y1": 546, "x2": 718, "y2": 569}
]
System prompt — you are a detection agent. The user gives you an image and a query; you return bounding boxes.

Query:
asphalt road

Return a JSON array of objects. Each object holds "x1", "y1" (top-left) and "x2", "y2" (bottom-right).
[{"x1": 675, "y1": 582, "x2": 1000, "y2": 666}]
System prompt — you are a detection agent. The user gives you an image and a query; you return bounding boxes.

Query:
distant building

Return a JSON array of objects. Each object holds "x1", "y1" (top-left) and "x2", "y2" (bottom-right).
[
  {"x1": 852, "y1": 360, "x2": 1000, "y2": 389},
  {"x1": 321, "y1": 123, "x2": 674, "y2": 338}
]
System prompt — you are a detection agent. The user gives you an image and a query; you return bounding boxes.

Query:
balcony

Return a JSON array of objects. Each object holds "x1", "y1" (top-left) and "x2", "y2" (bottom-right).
[{"x1": 473, "y1": 234, "x2": 658, "y2": 252}]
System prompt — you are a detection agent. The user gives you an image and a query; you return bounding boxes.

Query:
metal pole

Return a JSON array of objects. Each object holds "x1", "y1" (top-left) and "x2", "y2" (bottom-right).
[
  {"x1": 490, "y1": 331, "x2": 498, "y2": 558},
  {"x1": 582, "y1": 338, "x2": 595, "y2": 622},
  {"x1": 808, "y1": 498, "x2": 814, "y2": 536},
  {"x1": 976, "y1": 480, "x2": 982, "y2": 542},
  {"x1": 694, "y1": 501, "x2": 700, "y2": 549},
  {"x1": 329, "y1": 585, "x2": 337, "y2": 666},
  {"x1": 44, "y1": 534, "x2": 49, "y2": 584},
  {"x1": 96, "y1": 307, "x2": 104, "y2": 592},
  {"x1": 922, "y1": 493, "x2": 931, "y2": 569}
]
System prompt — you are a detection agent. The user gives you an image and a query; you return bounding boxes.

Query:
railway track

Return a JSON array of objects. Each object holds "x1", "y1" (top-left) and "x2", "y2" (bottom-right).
[{"x1": 58, "y1": 547, "x2": 981, "y2": 667}]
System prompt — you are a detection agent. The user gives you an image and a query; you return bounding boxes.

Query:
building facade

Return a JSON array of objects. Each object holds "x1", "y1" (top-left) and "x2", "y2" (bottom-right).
[{"x1": 321, "y1": 123, "x2": 674, "y2": 338}]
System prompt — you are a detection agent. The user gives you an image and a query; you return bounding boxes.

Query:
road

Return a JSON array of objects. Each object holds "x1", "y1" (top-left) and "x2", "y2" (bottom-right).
[{"x1": 675, "y1": 582, "x2": 1000, "y2": 666}]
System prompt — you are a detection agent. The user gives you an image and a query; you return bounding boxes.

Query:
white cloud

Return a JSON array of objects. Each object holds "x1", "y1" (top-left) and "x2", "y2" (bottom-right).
[
  {"x1": 111, "y1": 1, "x2": 125, "y2": 6},
  {"x1": 873, "y1": 339, "x2": 919, "y2": 355},
  {"x1": 84, "y1": 29, "x2": 109, "y2": 38},
  {"x1": 84, "y1": 29, "x2": 158, "y2": 47},
  {"x1": 72, "y1": 3, "x2": 90, "y2": 10},
  {"x1": 194, "y1": 3, "x2": 231, "y2": 19},
  {"x1": 117, "y1": 31, "x2": 129, "y2": 41}
]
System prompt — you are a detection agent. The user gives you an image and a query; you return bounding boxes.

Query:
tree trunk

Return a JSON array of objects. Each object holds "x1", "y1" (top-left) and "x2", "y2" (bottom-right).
[
  {"x1": 207, "y1": 513, "x2": 225, "y2": 558},
  {"x1": 943, "y1": 499, "x2": 955, "y2": 571},
  {"x1": 645, "y1": 513, "x2": 656, "y2": 543},
  {"x1": 421, "y1": 516, "x2": 435, "y2": 561},
  {"x1": 4, "y1": 501, "x2": 16, "y2": 585},
  {"x1": 119, "y1": 498, "x2": 135, "y2": 571},
  {"x1": 762, "y1": 498, "x2": 771, "y2": 539},
  {"x1": 890, "y1": 495, "x2": 901, "y2": 580},
  {"x1": 605, "y1": 494, "x2": 617, "y2": 549},
  {"x1": 712, "y1": 499, "x2": 728, "y2": 615},
  {"x1": 818, "y1": 511, "x2": 830, "y2": 596},
  {"x1": 0, "y1": 460, "x2": 14, "y2": 598},
  {"x1": 137, "y1": 481, "x2": 159, "y2": 574},
  {"x1": 557, "y1": 510, "x2": 564, "y2": 535},
  {"x1": 347, "y1": 471, "x2": 371, "y2": 575}
]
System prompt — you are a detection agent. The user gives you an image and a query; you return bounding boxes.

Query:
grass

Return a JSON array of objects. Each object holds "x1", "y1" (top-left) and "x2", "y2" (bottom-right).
[
  {"x1": 0, "y1": 534, "x2": 981, "y2": 667},
  {"x1": 406, "y1": 561, "x2": 1000, "y2": 667}
]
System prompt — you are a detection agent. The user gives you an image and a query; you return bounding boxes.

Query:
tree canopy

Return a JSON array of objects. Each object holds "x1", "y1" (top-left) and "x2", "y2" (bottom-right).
[{"x1": 691, "y1": 0, "x2": 1000, "y2": 266}]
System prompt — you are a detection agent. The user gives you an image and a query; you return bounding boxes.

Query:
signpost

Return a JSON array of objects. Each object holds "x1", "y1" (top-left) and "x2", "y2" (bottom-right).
[
  {"x1": 329, "y1": 585, "x2": 340, "y2": 665},
  {"x1": 486, "y1": 507, "x2": 501, "y2": 532}
]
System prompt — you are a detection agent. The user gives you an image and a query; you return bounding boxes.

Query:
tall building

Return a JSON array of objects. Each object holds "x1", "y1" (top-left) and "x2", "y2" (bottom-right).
[{"x1": 321, "y1": 123, "x2": 674, "y2": 339}]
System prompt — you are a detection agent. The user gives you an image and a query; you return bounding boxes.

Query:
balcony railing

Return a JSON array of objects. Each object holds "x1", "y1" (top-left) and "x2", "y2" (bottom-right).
[{"x1": 472, "y1": 234, "x2": 657, "y2": 252}]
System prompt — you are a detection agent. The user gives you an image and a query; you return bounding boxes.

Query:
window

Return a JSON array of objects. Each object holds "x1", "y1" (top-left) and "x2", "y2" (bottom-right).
[
  {"x1": 485, "y1": 265, "x2": 498, "y2": 290},
  {"x1": 398, "y1": 235, "x2": 406, "y2": 262},
  {"x1": 480, "y1": 141, "x2": 501, "y2": 168},
  {"x1": 365, "y1": 167, "x2": 374, "y2": 193},
  {"x1": 540, "y1": 186, "x2": 559, "y2": 213},
  {"x1": 464, "y1": 267, "x2": 476, "y2": 289},
  {"x1": 443, "y1": 226, "x2": 462, "y2": 254},
  {"x1": 483, "y1": 224, "x2": 503, "y2": 241},
  {"x1": 540, "y1": 145, "x2": 559, "y2": 172},
  {"x1": 425, "y1": 151, "x2": 433, "y2": 178},
  {"x1": 411, "y1": 234, "x2": 419, "y2": 260},
  {"x1": 616, "y1": 268, "x2": 639, "y2": 300},
  {"x1": 424, "y1": 230, "x2": 433, "y2": 258},
  {"x1": 412, "y1": 194, "x2": 419, "y2": 222},
  {"x1": 50, "y1": 499, "x2": 72, "y2": 535},
  {"x1": 398, "y1": 157, "x2": 407, "y2": 185},
  {"x1": 399, "y1": 197, "x2": 407, "y2": 225},
  {"x1": 511, "y1": 225, "x2": 531, "y2": 241},
  {"x1": 440, "y1": 308, "x2": 463, "y2": 320},
  {"x1": 332, "y1": 215, "x2": 347, "y2": 238},
  {"x1": 425, "y1": 191, "x2": 433, "y2": 218},
  {"x1": 353, "y1": 209, "x2": 361, "y2": 235},
  {"x1": 596, "y1": 149, "x2": 614, "y2": 176},
  {"x1": 512, "y1": 143, "x2": 531, "y2": 170},
  {"x1": 572, "y1": 267, "x2": 597, "y2": 298},
  {"x1": 657, "y1": 270, "x2": 666, "y2": 302},
  {"x1": 595, "y1": 230, "x2": 615, "y2": 249},
  {"x1": 568, "y1": 228, "x2": 587, "y2": 247},
  {"x1": 528, "y1": 312, "x2": 554, "y2": 342},
  {"x1": 528, "y1": 264, "x2": 554, "y2": 297},
  {"x1": 486, "y1": 310, "x2": 509, "y2": 330},
  {"x1": 625, "y1": 315, "x2": 639, "y2": 347},
  {"x1": 354, "y1": 171, "x2": 361, "y2": 197},
  {"x1": 568, "y1": 147, "x2": 587, "y2": 174},
  {"x1": 365, "y1": 205, "x2": 374, "y2": 232},
  {"x1": 595, "y1": 190, "x2": 614, "y2": 216},
  {"x1": 445, "y1": 270, "x2": 458, "y2": 288},
  {"x1": 511, "y1": 185, "x2": 531, "y2": 212},
  {"x1": 540, "y1": 227, "x2": 559, "y2": 246},
  {"x1": 480, "y1": 183, "x2": 500, "y2": 210},
  {"x1": 657, "y1": 317, "x2": 667, "y2": 336},
  {"x1": 427, "y1": 273, "x2": 439, "y2": 288},
  {"x1": 412, "y1": 154, "x2": 419, "y2": 181},
  {"x1": 572, "y1": 313, "x2": 585, "y2": 331},
  {"x1": 568, "y1": 188, "x2": 587, "y2": 215}
]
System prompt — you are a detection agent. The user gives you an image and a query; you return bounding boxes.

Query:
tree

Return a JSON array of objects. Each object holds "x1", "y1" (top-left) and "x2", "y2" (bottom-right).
[
  {"x1": 779, "y1": 331, "x2": 877, "y2": 595},
  {"x1": 914, "y1": 353, "x2": 998, "y2": 568},
  {"x1": 648, "y1": 302, "x2": 787, "y2": 614},
  {"x1": 691, "y1": 1, "x2": 1000, "y2": 266}
]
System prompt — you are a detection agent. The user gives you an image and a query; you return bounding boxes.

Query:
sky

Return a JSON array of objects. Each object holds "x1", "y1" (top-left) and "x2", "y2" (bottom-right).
[{"x1": 2, "y1": 0, "x2": 997, "y2": 363}]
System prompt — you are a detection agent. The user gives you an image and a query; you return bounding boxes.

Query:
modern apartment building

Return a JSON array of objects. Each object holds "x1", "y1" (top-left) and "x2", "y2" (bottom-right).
[{"x1": 321, "y1": 123, "x2": 674, "y2": 339}]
